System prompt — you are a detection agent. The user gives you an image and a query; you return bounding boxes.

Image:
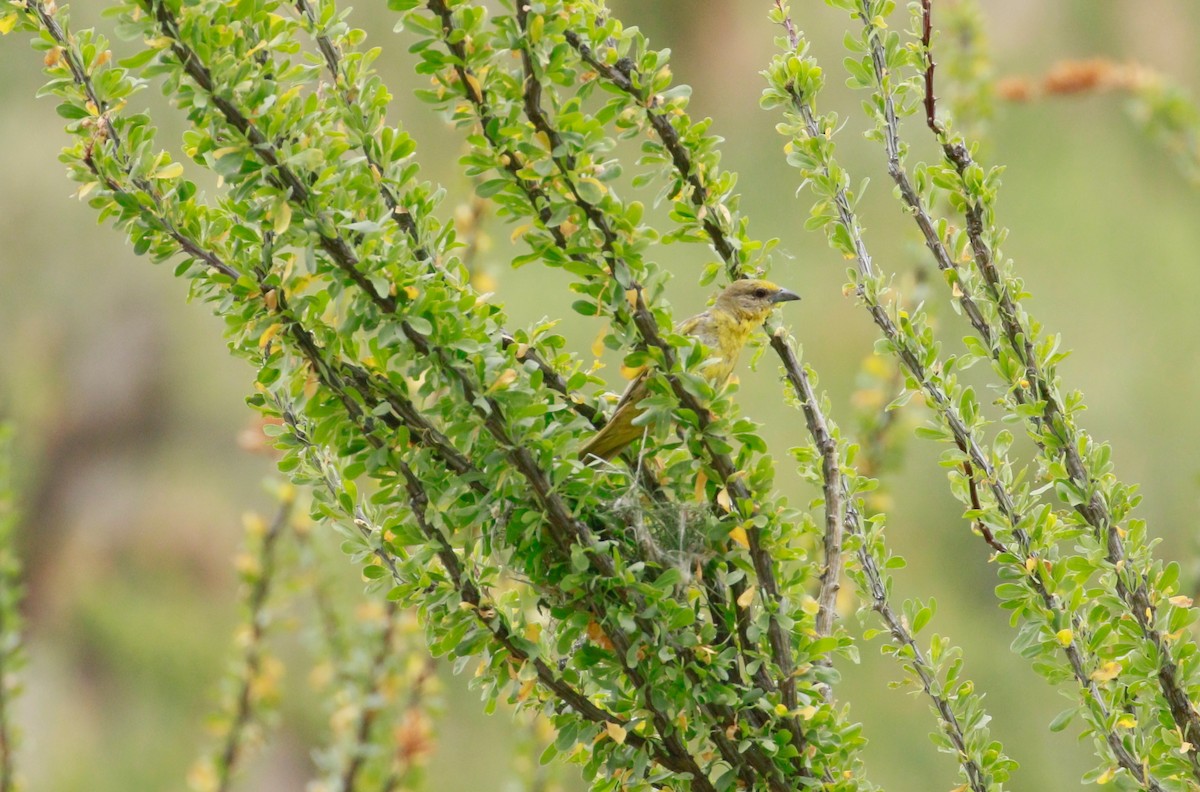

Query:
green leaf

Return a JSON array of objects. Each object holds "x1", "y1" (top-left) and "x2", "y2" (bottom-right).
[
  {"x1": 55, "y1": 102, "x2": 90, "y2": 120},
  {"x1": 1048, "y1": 708, "x2": 1075, "y2": 732}
]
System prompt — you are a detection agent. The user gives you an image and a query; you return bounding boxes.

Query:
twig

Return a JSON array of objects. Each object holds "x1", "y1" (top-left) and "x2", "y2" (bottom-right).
[
  {"x1": 289, "y1": 0, "x2": 595, "y2": 424},
  {"x1": 338, "y1": 601, "x2": 400, "y2": 792},
  {"x1": 566, "y1": 7, "x2": 851, "y2": 668},
  {"x1": 284, "y1": 412, "x2": 706, "y2": 784},
  {"x1": 216, "y1": 497, "x2": 294, "y2": 792},
  {"x1": 776, "y1": 16, "x2": 1166, "y2": 783},
  {"x1": 916, "y1": 0, "x2": 1200, "y2": 771},
  {"x1": 507, "y1": 0, "x2": 805, "y2": 731},
  {"x1": 922, "y1": 0, "x2": 942, "y2": 134}
]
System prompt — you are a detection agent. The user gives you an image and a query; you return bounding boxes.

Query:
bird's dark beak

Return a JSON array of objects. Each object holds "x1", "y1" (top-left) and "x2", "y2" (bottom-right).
[{"x1": 771, "y1": 289, "x2": 801, "y2": 304}]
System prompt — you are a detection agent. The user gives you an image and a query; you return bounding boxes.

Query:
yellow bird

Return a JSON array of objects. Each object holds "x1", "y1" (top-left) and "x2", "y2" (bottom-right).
[{"x1": 578, "y1": 279, "x2": 801, "y2": 461}]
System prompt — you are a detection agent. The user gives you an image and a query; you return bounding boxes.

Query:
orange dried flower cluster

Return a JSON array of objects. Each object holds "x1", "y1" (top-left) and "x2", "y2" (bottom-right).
[
  {"x1": 1044, "y1": 58, "x2": 1118, "y2": 95},
  {"x1": 997, "y1": 58, "x2": 1160, "y2": 103}
]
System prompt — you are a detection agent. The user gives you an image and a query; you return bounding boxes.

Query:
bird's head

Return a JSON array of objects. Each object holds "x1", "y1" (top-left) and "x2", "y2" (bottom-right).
[{"x1": 714, "y1": 279, "x2": 801, "y2": 323}]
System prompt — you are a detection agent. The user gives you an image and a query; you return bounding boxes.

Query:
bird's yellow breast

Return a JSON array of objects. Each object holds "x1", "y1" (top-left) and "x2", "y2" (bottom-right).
[{"x1": 683, "y1": 308, "x2": 765, "y2": 384}]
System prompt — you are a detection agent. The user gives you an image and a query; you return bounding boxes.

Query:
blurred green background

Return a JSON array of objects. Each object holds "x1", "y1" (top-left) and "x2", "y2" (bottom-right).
[{"x1": 2, "y1": 1, "x2": 1199, "y2": 789}]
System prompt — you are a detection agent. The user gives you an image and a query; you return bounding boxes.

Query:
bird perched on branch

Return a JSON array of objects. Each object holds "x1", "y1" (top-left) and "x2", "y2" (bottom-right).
[{"x1": 578, "y1": 279, "x2": 801, "y2": 461}]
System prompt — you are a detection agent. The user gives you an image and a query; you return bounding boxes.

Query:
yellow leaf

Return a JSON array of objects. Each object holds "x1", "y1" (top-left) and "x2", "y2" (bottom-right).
[
  {"x1": 797, "y1": 705, "x2": 818, "y2": 720},
  {"x1": 605, "y1": 722, "x2": 627, "y2": 745},
  {"x1": 1095, "y1": 766, "x2": 1116, "y2": 785},
  {"x1": 716, "y1": 487, "x2": 733, "y2": 513},
  {"x1": 728, "y1": 524, "x2": 749, "y2": 549},
  {"x1": 1055, "y1": 629, "x2": 1073, "y2": 647},
  {"x1": 591, "y1": 324, "x2": 608, "y2": 358},
  {"x1": 1090, "y1": 661, "x2": 1121, "y2": 682},
  {"x1": 258, "y1": 322, "x2": 282, "y2": 348},
  {"x1": 151, "y1": 161, "x2": 184, "y2": 180},
  {"x1": 272, "y1": 199, "x2": 292, "y2": 234},
  {"x1": 1115, "y1": 714, "x2": 1137, "y2": 729},
  {"x1": 1170, "y1": 595, "x2": 1194, "y2": 608},
  {"x1": 486, "y1": 368, "x2": 518, "y2": 393},
  {"x1": 620, "y1": 363, "x2": 645, "y2": 381},
  {"x1": 736, "y1": 584, "x2": 756, "y2": 608},
  {"x1": 464, "y1": 72, "x2": 483, "y2": 102},
  {"x1": 76, "y1": 181, "x2": 99, "y2": 200},
  {"x1": 402, "y1": 285, "x2": 420, "y2": 299},
  {"x1": 693, "y1": 469, "x2": 708, "y2": 503},
  {"x1": 0, "y1": 14, "x2": 19, "y2": 36}
]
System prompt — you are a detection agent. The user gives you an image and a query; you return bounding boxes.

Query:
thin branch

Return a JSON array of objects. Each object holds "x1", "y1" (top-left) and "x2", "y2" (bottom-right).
[
  {"x1": 914, "y1": 1, "x2": 1200, "y2": 770},
  {"x1": 289, "y1": 0, "x2": 597, "y2": 425},
  {"x1": 922, "y1": 0, "x2": 942, "y2": 134},
  {"x1": 566, "y1": 12, "x2": 851, "y2": 674},
  {"x1": 338, "y1": 601, "x2": 400, "y2": 792},
  {"x1": 779, "y1": 52, "x2": 1167, "y2": 792},
  {"x1": 770, "y1": 337, "x2": 842, "y2": 642},
  {"x1": 773, "y1": 335, "x2": 994, "y2": 791},
  {"x1": 505, "y1": 1, "x2": 805, "y2": 728},
  {"x1": 284, "y1": 413, "x2": 709, "y2": 785},
  {"x1": 214, "y1": 497, "x2": 294, "y2": 792},
  {"x1": 42, "y1": 12, "x2": 727, "y2": 779}
]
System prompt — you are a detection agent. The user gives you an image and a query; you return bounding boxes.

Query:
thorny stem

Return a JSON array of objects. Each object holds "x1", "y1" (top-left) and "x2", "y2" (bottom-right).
[
  {"x1": 41, "y1": 19, "x2": 700, "y2": 780},
  {"x1": 65, "y1": 9, "x2": 724, "y2": 778},
  {"x1": 769, "y1": 338, "x2": 842, "y2": 642},
  {"x1": 516, "y1": 0, "x2": 806, "y2": 729},
  {"x1": 773, "y1": 335, "x2": 993, "y2": 792},
  {"x1": 292, "y1": 419, "x2": 710, "y2": 785},
  {"x1": 921, "y1": 0, "x2": 941, "y2": 134},
  {"x1": 915, "y1": 0, "x2": 1200, "y2": 774},
  {"x1": 290, "y1": 0, "x2": 598, "y2": 425},
  {"x1": 566, "y1": 6, "x2": 850, "y2": 677},
  {"x1": 778, "y1": 17, "x2": 1166, "y2": 784},
  {"x1": 428, "y1": 3, "x2": 812, "y2": 774}
]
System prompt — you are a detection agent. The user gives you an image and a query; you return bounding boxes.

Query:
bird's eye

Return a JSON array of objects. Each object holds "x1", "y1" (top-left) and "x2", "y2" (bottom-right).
[{"x1": 754, "y1": 288, "x2": 768, "y2": 299}]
